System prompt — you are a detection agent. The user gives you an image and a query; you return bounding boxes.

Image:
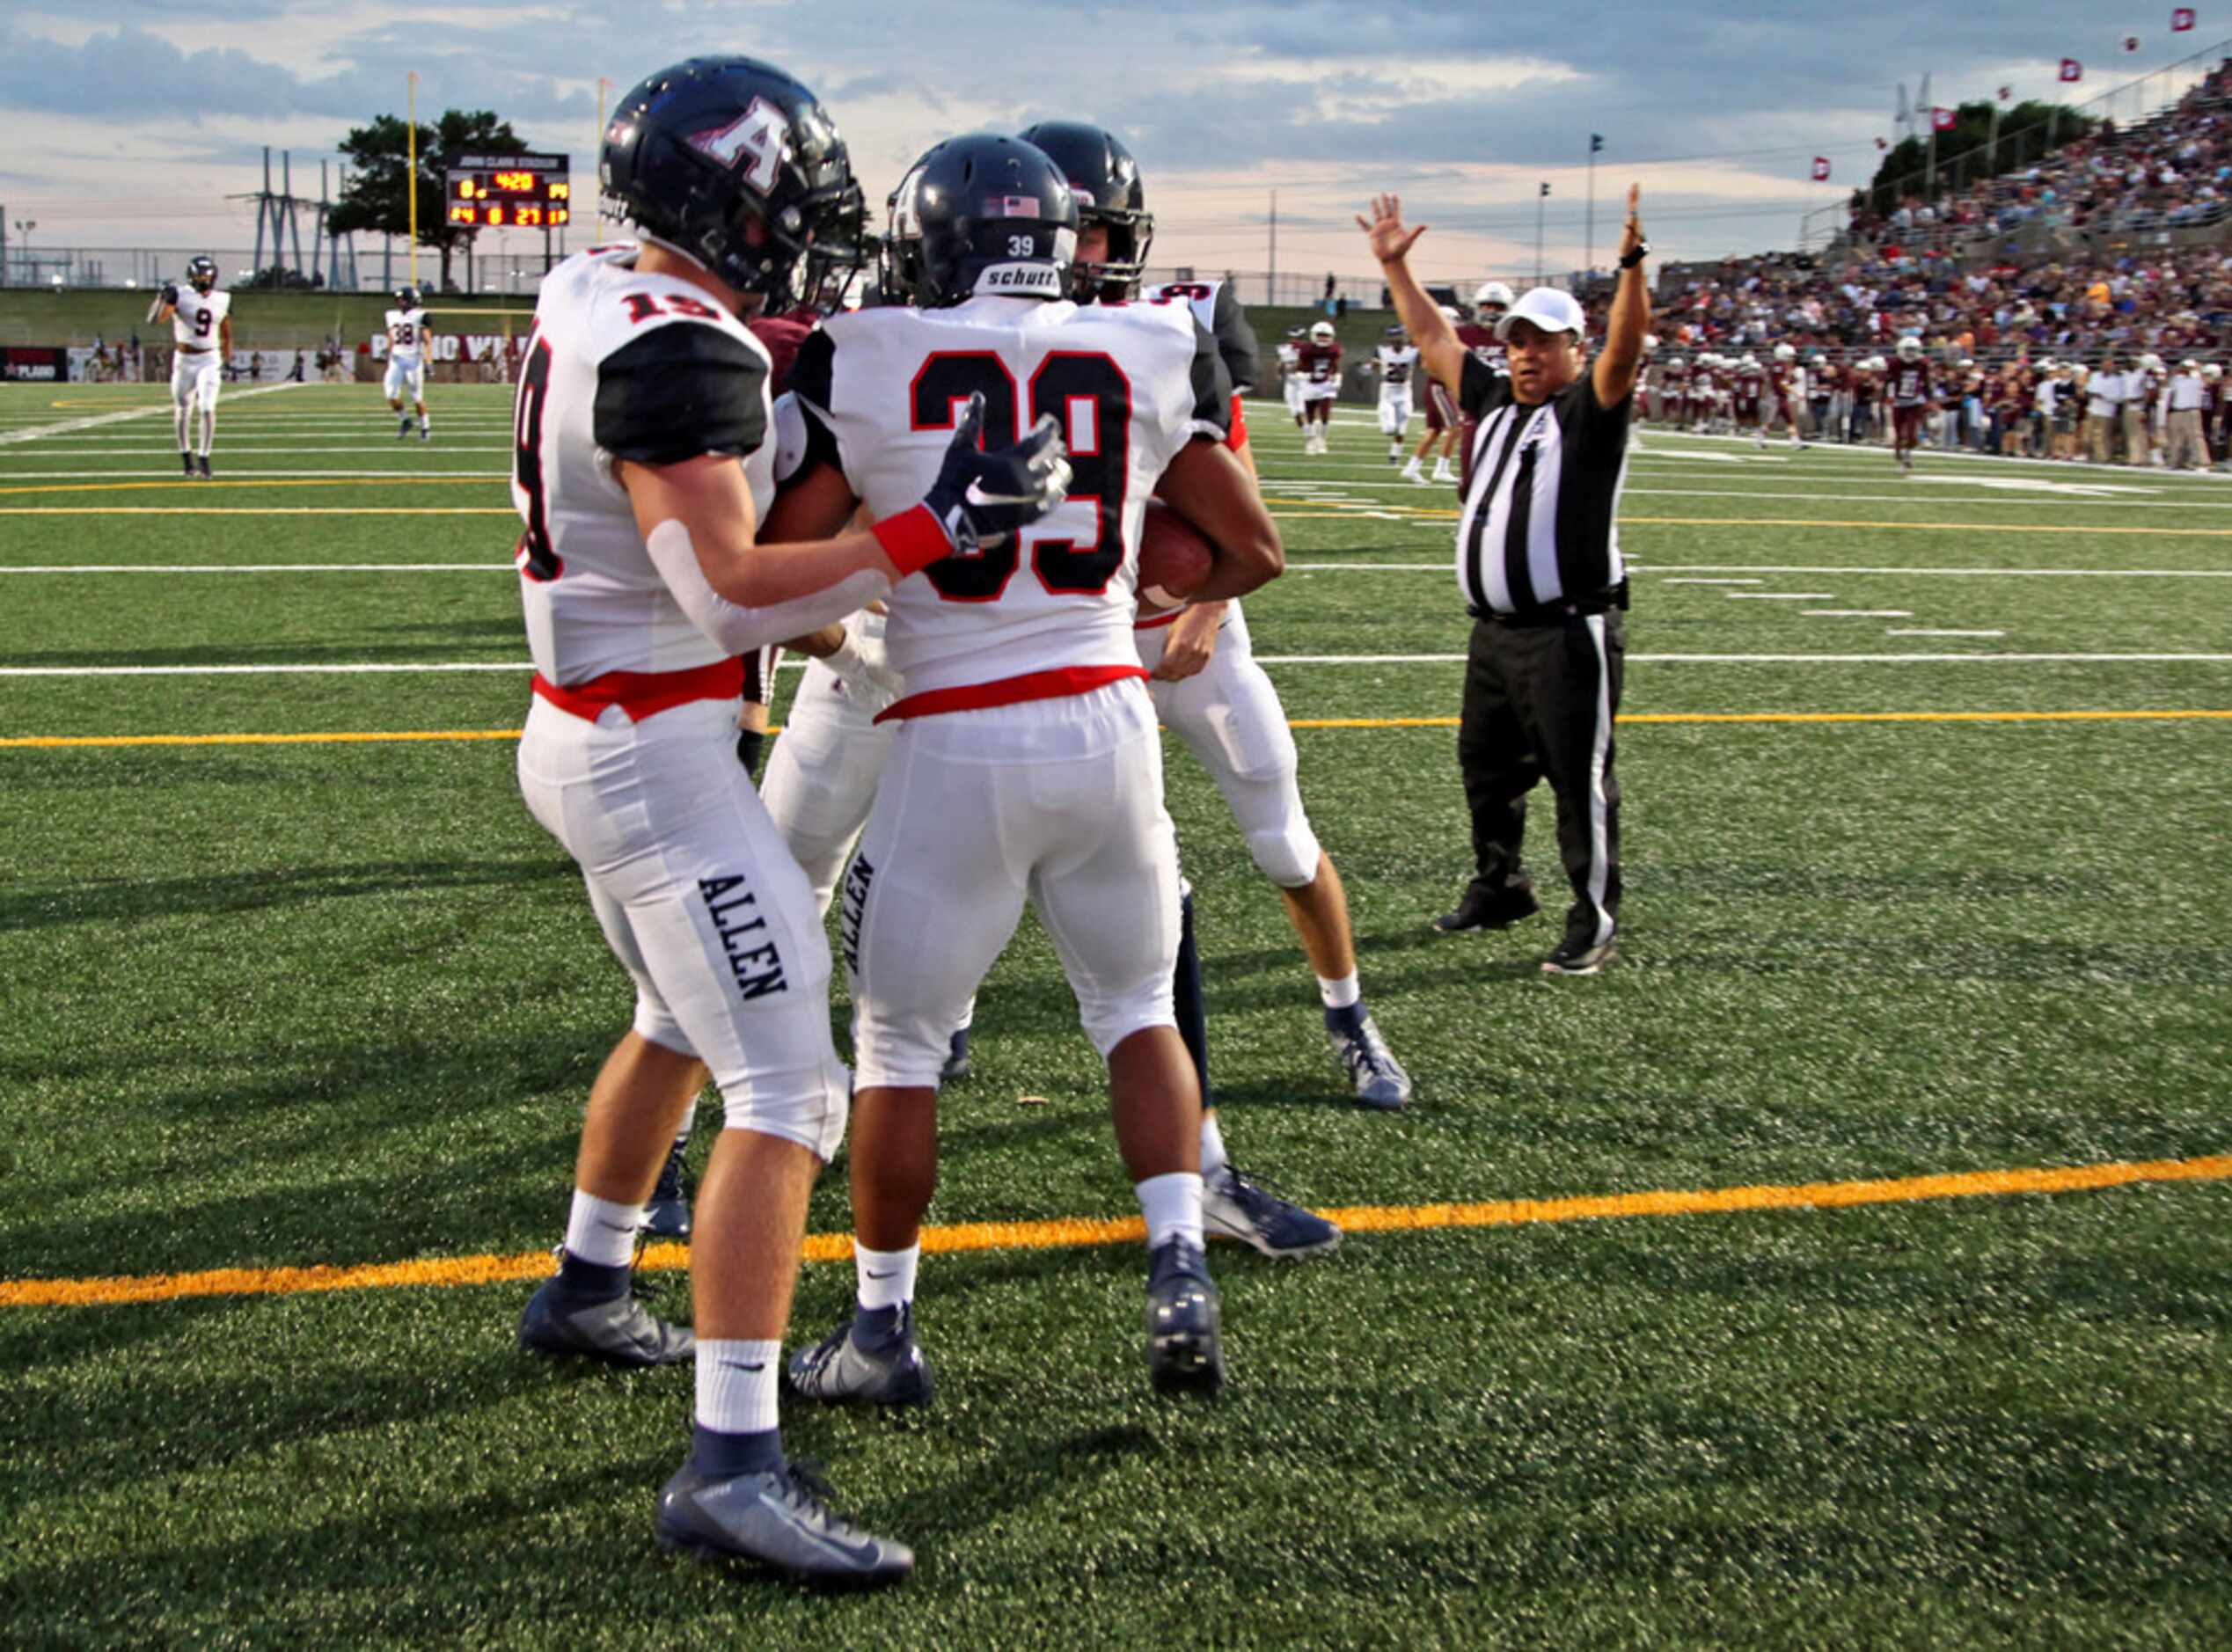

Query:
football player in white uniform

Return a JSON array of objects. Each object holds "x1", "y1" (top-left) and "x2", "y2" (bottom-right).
[
  {"x1": 383, "y1": 285, "x2": 435, "y2": 440},
  {"x1": 1365, "y1": 323, "x2": 1420, "y2": 460},
  {"x1": 508, "y1": 60, "x2": 1071, "y2": 1585},
  {"x1": 1277, "y1": 326, "x2": 1307, "y2": 428},
  {"x1": 149, "y1": 256, "x2": 231, "y2": 479},
  {"x1": 769, "y1": 134, "x2": 1282, "y2": 1410}
]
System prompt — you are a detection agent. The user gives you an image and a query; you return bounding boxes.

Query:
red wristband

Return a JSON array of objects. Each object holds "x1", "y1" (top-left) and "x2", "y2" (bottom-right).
[{"x1": 871, "y1": 503, "x2": 955, "y2": 576}]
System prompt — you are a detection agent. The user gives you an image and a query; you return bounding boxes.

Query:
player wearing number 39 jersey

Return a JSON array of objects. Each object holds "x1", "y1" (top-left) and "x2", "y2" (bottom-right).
[
  {"x1": 767, "y1": 132, "x2": 1283, "y2": 1407},
  {"x1": 505, "y1": 57, "x2": 1071, "y2": 1588}
]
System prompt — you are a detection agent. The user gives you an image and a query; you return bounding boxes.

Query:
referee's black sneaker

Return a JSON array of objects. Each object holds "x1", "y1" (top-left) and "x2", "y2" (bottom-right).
[
  {"x1": 1541, "y1": 932, "x2": 1617, "y2": 976},
  {"x1": 1432, "y1": 885, "x2": 1540, "y2": 933}
]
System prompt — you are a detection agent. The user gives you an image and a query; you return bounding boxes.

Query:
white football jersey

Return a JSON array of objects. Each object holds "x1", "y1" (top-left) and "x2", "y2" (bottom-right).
[
  {"x1": 1277, "y1": 340, "x2": 1301, "y2": 375},
  {"x1": 511, "y1": 245, "x2": 778, "y2": 684},
  {"x1": 171, "y1": 287, "x2": 230, "y2": 349},
  {"x1": 1375, "y1": 343, "x2": 1419, "y2": 389},
  {"x1": 385, "y1": 307, "x2": 430, "y2": 364},
  {"x1": 788, "y1": 294, "x2": 1226, "y2": 699}
]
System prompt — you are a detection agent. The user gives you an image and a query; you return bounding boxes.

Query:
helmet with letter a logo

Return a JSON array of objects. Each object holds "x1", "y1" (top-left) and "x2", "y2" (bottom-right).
[
  {"x1": 599, "y1": 55, "x2": 867, "y2": 307},
  {"x1": 898, "y1": 132, "x2": 1079, "y2": 309},
  {"x1": 1015, "y1": 121, "x2": 1153, "y2": 302}
]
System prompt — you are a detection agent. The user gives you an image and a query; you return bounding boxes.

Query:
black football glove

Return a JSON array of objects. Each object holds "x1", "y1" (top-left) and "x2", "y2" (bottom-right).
[
  {"x1": 918, "y1": 391, "x2": 1072, "y2": 556},
  {"x1": 162, "y1": 283, "x2": 179, "y2": 307}
]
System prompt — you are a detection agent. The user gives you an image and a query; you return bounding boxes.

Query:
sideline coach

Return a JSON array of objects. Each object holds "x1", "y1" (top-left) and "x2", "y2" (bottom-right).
[{"x1": 1359, "y1": 186, "x2": 1650, "y2": 976}]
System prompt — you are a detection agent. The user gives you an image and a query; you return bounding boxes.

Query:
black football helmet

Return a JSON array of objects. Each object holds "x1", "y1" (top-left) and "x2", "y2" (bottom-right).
[
  {"x1": 395, "y1": 285, "x2": 421, "y2": 310},
  {"x1": 599, "y1": 55, "x2": 867, "y2": 308},
  {"x1": 891, "y1": 134, "x2": 1078, "y2": 308},
  {"x1": 1014, "y1": 121, "x2": 1151, "y2": 300},
  {"x1": 186, "y1": 256, "x2": 218, "y2": 294}
]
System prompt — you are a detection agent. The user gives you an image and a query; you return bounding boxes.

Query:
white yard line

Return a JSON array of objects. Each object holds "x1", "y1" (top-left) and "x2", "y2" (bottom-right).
[
  {"x1": 7, "y1": 652, "x2": 2228, "y2": 679},
  {"x1": 1886, "y1": 629, "x2": 2006, "y2": 638},
  {"x1": 1665, "y1": 577, "x2": 1763, "y2": 585},
  {"x1": 0, "y1": 383, "x2": 306, "y2": 447},
  {"x1": 1804, "y1": 610, "x2": 1913, "y2": 618},
  {"x1": 1728, "y1": 592, "x2": 1837, "y2": 600}
]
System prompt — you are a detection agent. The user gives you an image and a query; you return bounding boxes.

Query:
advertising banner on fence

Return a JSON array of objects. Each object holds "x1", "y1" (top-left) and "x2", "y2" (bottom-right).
[{"x1": 2, "y1": 347, "x2": 68, "y2": 382}]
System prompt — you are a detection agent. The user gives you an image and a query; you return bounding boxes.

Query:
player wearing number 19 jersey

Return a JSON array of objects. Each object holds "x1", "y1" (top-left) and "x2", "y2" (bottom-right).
[
  {"x1": 501, "y1": 55, "x2": 1077, "y2": 1588},
  {"x1": 770, "y1": 133, "x2": 1283, "y2": 1404}
]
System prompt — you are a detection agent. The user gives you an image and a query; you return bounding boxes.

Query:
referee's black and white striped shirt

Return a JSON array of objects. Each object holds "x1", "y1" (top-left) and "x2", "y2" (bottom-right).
[{"x1": 1453, "y1": 353, "x2": 1631, "y2": 616}]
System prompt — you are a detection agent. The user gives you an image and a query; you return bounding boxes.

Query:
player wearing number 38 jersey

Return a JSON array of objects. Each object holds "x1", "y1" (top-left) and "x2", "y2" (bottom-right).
[{"x1": 768, "y1": 133, "x2": 1283, "y2": 1405}]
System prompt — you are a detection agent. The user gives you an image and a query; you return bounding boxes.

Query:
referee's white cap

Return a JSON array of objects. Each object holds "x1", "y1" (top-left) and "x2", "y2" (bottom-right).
[{"x1": 1495, "y1": 287, "x2": 1586, "y2": 341}]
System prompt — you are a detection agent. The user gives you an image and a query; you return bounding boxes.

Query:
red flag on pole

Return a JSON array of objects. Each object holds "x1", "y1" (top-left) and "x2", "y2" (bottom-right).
[
  {"x1": 1811, "y1": 157, "x2": 1832, "y2": 181},
  {"x1": 2173, "y1": 7, "x2": 2197, "y2": 31},
  {"x1": 2060, "y1": 57, "x2": 2084, "y2": 81},
  {"x1": 1931, "y1": 106, "x2": 1957, "y2": 131},
  {"x1": 1875, "y1": 135, "x2": 1890, "y2": 150},
  {"x1": 1998, "y1": 84, "x2": 2014, "y2": 101},
  {"x1": 2123, "y1": 34, "x2": 2143, "y2": 51}
]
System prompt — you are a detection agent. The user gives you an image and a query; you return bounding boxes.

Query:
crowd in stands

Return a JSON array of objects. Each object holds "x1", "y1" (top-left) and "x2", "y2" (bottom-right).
[{"x1": 1621, "y1": 58, "x2": 2232, "y2": 386}]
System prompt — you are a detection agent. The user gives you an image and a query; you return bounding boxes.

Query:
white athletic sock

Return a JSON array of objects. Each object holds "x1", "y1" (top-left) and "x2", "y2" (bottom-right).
[
  {"x1": 1135, "y1": 1172, "x2": 1204, "y2": 1251},
  {"x1": 563, "y1": 1189, "x2": 642, "y2": 1268},
  {"x1": 696, "y1": 1339, "x2": 782, "y2": 1435},
  {"x1": 1316, "y1": 971, "x2": 1362, "y2": 1011},
  {"x1": 855, "y1": 1243, "x2": 919, "y2": 1311},
  {"x1": 1198, "y1": 1115, "x2": 1228, "y2": 1181},
  {"x1": 674, "y1": 1099, "x2": 699, "y2": 1142}
]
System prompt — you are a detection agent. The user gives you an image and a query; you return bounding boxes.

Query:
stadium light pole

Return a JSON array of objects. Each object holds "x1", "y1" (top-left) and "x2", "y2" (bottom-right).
[
  {"x1": 1534, "y1": 182, "x2": 1548, "y2": 285},
  {"x1": 406, "y1": 71, "x2": 420, "y2": 289}
]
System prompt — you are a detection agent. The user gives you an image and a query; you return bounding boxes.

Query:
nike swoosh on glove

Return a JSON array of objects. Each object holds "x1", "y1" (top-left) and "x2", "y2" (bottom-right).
[{"x1": 919, "y1": 391, "x2": 1073, "y2": 556}]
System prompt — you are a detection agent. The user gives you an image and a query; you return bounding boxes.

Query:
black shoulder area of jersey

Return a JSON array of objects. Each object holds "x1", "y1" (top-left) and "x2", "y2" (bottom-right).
[
  {"x1": 1460, "y1": 349, "x2": 1512, "y2": 418},
  {"x1": 787, "y1": 326, "x2": 837, "y2": 414},
  {"x1": 1188, "y1": 316, "x2": 1235, "y2": 437},
  {"x1": 593, "y1": 322, "x2": 769, "y2": 465},
  {"x1": 1210, "y1": 284, "x2": 1261, "y2": 394}
]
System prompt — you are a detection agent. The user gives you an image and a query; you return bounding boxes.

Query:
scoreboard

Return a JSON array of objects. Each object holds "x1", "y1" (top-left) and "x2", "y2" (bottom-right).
[{"x1": 444, "y1": 152, "x2": 571, "y2": 230}]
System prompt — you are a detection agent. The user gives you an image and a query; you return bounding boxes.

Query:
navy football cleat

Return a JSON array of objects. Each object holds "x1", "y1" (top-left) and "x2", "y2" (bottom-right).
[
  {"x1": 1145, "y1": 1239, "x2": 1224, "y2": 1397},
  {"x1": 787, "y1": 1307, "x2": 933, "y2": 1407},
  {"x1": 1329, "y1": 1012, "x2": 1412, "y2": 1110},
  {"x1": 1203, "y1": 1164, "x2": 1342, "y2": 1259},
  {"x1": 517, "y1": 1273, "x2": 694, "y2": 1368},
  {"x1": 656, "y1": 1459, "x2": 913, "y2": 1585}
]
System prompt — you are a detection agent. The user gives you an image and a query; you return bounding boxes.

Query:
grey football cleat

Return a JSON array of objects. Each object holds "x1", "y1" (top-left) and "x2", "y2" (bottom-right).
[
  {"x1": 787, "y1": 1307, "x2": 933, "y2": 1407},
  {"x1": 1329, "y1": 1012, "x2": 1412, "y2": 1110},
  {"x1": 1203, "y1": 1164, "x2": 1342, "y2": 1259},
  {"x1": 656, "y1": 1460, "x2": 913, "y2": 1586},
  {"x1": 517, "y1": 1274, "x2": 694, "y2": 1369},
  {"x1": 1145, "y1": 1239, "x2": 1225, "y2": 1397},
  {"x1": 642, "y1": 1136, "x2": 692, "y2": 1240}
]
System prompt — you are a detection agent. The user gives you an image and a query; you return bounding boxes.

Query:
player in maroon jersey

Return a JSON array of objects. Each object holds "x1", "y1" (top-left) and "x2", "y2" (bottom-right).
[
  {"x1": 1732, "y1": 355, "x2": 1765, "y2": 444},
  {"x1": 1295, "y1": 320, "x2": 1343, "y2": 453},
  {"x1": 1886, "y1": 337, "x2": 1935, "y2": 471}
]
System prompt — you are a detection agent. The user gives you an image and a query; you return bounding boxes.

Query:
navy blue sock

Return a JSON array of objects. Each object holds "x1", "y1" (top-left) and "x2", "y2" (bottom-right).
[
  {"x1": 947, "y1": 1025, "x2": 970, "y2": 1065},
  {"x1": 1172, "y1": 890, "x2": 1211, "y2": 1099},
  {"x1": 554, "y1": 1250, "x2": 631, "y2": 1300},
  {"x1": 691, "y1": 1422, "x2": 785, "y2": 1479},
  {"x1": 1324, "y1": 1000, "x2": 1367, "y2": 1037},
  {"x1": 851, "y1": 1302, "x2": 904, "y2": 1349}
]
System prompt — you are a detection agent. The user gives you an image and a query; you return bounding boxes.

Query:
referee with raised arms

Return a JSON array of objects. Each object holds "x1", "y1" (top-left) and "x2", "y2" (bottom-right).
[{"x1": 1358, "y1": 185, "x2": 1649, "y2": 976}]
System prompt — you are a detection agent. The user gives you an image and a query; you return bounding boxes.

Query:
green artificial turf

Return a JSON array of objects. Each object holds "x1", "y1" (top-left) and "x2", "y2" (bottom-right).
[{"x1": 1, "y1": 384, "x2": 2228, "y2": 1646}]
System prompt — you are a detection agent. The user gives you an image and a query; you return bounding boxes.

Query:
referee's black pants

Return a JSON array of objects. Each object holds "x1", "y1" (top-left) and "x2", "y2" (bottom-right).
[{"x1": 1458, "y1": 609, "x2": 1624, "y2": 947}]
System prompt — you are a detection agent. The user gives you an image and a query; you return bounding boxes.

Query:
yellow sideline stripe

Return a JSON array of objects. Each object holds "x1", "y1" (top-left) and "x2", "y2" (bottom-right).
[
  {"x1": 0, "y1": 477, "x2": 501, "y2": 498},
  {"x1": 4, "y1": 1154, "x2": 2224, "y2": 1310},
  {"x1": 5, "y1": 707, "x2": 2229, "y2": 749},
  {"x1": 1626, "y1": 515, "x2": 2232, "y2": 537}
]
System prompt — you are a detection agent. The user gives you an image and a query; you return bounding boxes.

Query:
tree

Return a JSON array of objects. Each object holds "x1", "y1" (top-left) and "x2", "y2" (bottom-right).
[
  {"x1": 1858, "y1": 100, "x2": 2098, "y2": 216},
  {"x1": 330, "y1": 109, "x2": 531, "y2": 292}
]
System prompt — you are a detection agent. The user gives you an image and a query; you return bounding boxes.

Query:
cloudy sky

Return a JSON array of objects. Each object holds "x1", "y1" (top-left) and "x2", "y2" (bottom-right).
[{"x1": 0, "y1": 2, "x2": 2221, "y2": 290}]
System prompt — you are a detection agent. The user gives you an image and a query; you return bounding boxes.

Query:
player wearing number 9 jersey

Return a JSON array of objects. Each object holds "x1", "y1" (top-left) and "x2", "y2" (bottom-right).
[
  {"x1": 506, "y1": 57, "x2": 1070, "y2": 1589},
  {"x1": 768, "y1": 132, "x2": 1283, "y2": 1404}
]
